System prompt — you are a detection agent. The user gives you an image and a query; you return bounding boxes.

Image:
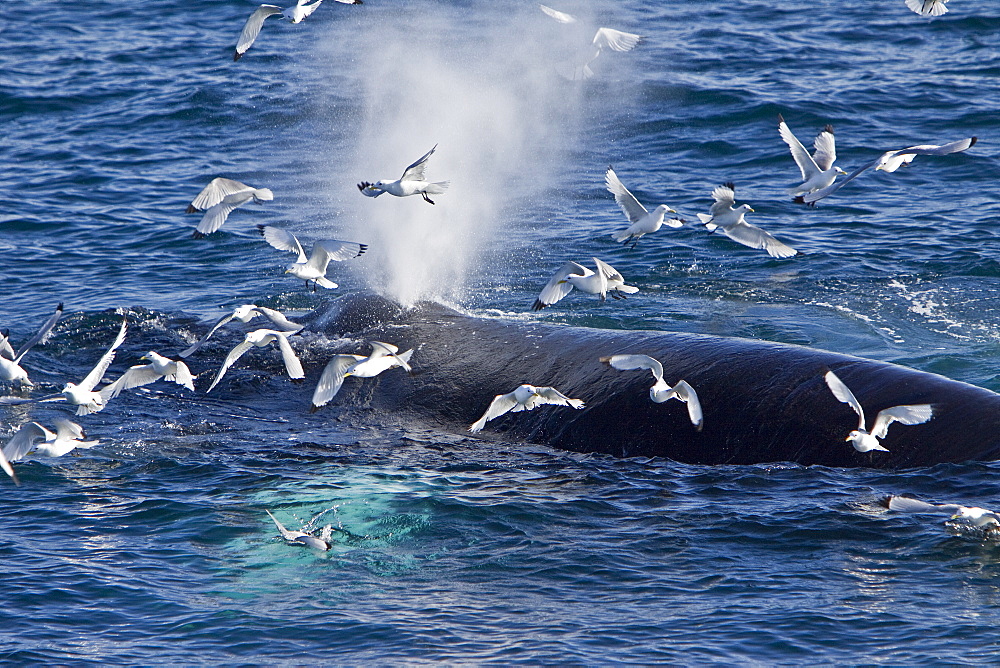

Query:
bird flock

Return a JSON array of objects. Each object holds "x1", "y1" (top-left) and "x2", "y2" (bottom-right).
[{"x1": 0, "y1": 0, "x2": 988, "y2": 548}]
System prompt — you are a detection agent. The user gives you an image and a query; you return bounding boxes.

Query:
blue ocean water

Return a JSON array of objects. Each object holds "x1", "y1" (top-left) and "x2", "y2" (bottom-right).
[{"x1": 2, "y1": 0, "x2": 1000, "y2": 662}]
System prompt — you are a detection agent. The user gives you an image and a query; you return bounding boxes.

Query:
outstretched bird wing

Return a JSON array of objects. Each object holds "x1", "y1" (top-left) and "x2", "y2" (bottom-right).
[
  {"x1": 187, "y1": 178, "x2": 254, "y2": 213},
  {"x1": 469, "y1": 392, "x2": 519, "y2": 432},
  {"x1": 273, "y1": 333, "x2": 304, "y2": 380},
  {"x1": 533, "y1": 260, "x2": 589, "y2": 310},
  {"x1": 778, "y1": 115, "x2": 821, "y2": 181},
  {"x1": 534, "y1": 386, "x2": 585, "y2": 409},
  {"x1": 605, "y1": 167, "x2": 648, "y2": 223},
  {"x1": 671, "y1": 380, "x2": 703, "y2": 431},
  {"x1": 600, "y1": 353, "x2": 663, "y2": 383},
  {"x1": 592, "y1": 28, "x2": 641, "y2": 52},
  {"x1": 207, "y1": 338, "x2": 255, "y2": 392},
  {"x1": 79, "y1": 319, "x2": 128, "y2": 393},
  {"x1": 259, "y1": 225, "x2": 307, "y2": 263},
  {"x1": 14, "y1": 302, "x2": 64, "y2": 363},
  {"x1": 3, "y1": 422, "x2": 52, "y2": 463},
  {"x1": 871, "y1": 404, "x2": 933, "y2": 440},
  {"x1": 235, "y1": 5, "x2": 284, "y2": 61},
  {"x1": 100, "y1": 363, "x2": 162, "y2": 400},
  {"x1": 310, "y1": 354, "x2": 365, "y2": 410},
  {"x1": 400, "y1": 145, "x2": 438, "y2": 182},
  {"x1": 824, "y1": 370, "x2": 866, "y2": 432}
]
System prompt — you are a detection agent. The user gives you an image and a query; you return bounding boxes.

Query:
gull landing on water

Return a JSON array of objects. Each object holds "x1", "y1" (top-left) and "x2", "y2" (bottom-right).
[
  {"x1": 187, "y1": 177, "x2": 273, "y2": 239},
  {"x1": 778, "y1": 114, "x2": 847, "y2": 197},
  {"x1": 357, "y1": 145, "x2": 449, "y2": 204},
  {"x1": 469, "y1": 384, "x2": 585, "y2": 433},
  {"x1": 265, "y1": 510, "x2": 330, "y2": 551},
  {"x1": 310, "y1": 341, "x2": 414, "y2": 411},
  {"x1": 206, "y1": 328, "x2": 304, "y2": 393},
  {"x1": 823, "y1": 370, "x2": 933, "y2": 453},
  {"x1": 600, "y1": 354, "x2": 703, "y2": 431},
  {"x1": 258, "y1": 225, "x2": 367, "y2": 292},
  {"x1": 800, "y1": 136, "x2": 977, "y2": 205},
  {"x1": 0, "y1": 303, "x2": 63, "y2": 387},
  {"x1": 532, "y1": 258, "x2": 638, "y2": 310},
  {"x1": 234, "y1": 0, "x2": 362, "y2": 62},
  {"x1": 180, "y1": 304, "x2": 302, "y2": 358},
  {"x1": 605, "y1": 166, "x2": 683, "y2": 247},
  {"x1": 886, "y1": 496, "x2": 1000, "y2": 533},
  {"x1": 905, "y1": 0, "x2": 949, "y2": 17},
  {"x1": 697, "y1": 183, "x2": 798, "y2": 259}
]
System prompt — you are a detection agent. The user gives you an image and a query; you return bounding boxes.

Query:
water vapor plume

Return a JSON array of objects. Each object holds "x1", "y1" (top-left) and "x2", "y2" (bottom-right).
[{"x1": 320, "y1": 1, "x2": 597, "y2": 306}]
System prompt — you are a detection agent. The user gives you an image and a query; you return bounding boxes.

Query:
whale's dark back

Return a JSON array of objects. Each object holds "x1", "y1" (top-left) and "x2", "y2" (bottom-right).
[{"x1": 306, "y1": 294, "x2": 1000, "y2": 467}]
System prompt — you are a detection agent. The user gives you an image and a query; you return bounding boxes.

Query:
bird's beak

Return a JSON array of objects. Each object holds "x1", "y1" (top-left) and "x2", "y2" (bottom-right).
[
  {"x1": 875, "y1": 165, "x2": 884, "y2": 171},
  {"x1": 747, "y1": 207, "x2": 755, "y2": 213},
  {"x1": 845, "y1": 435, "x2": 852, "y2": 442}
]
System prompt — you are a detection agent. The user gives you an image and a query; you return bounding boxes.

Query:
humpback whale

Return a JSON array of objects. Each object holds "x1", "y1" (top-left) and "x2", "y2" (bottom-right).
[{"x1": 294, "y1": 293, "x2": 1000, "y2": 468}]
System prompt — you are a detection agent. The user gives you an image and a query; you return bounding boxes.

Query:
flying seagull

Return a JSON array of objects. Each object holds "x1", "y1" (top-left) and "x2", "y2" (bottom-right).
[
  {"x1": 258, "y1": 225, "x2": 366, "y2": 292},
  {"x1": 539, "y1": 5, "x2": 641, "y2": 80},
  {"x1": 600, "y1": 354, "x2": 703, "y2": 430},
  {"x1": 357, "y1": 145, "x2": 449, "y2": 204},
  {"x1": 310, "y1": 341, "x2": 414, "y2": 411},
  {"x1": 905, "y1": 0, "x2": 949, "y2": 17},
  {"x1": 778, "y1": 114, "x2": 847, "y2": 197},
  {"x1": 823, "y1": 370, "x2": 933, "y2": 453},
  {"x1": 180, "y1": 304, "x2": 303, "y2": 358},
  {"x1": 2, "y1": 420, "x2": 99, "y2": 484},
  {"x1": 606, "y1": 166, "x2": 683, "y2": 247},
  {"x1": 532, "y1": 258, "x2": 638, "y2": 310},
  {"x1": 187, "y1": 177, "x2": 273, "y2": 238},
  {"x1": 0, "y1": 302, "x2": 63, "y2": 387},
  {"x1": 234, "y1": 0, "x2": 362, "y2": 62},
  {"x1": 800, "y1": 136, "x2": 977, "y2": 205},
  {"x1": 469, "y1": 384, "x2": 585, "y2": 433},
  {"x1": 697, "y1": 183, "x2": 797, "y2": 258},
  {"x1": 61, "y1": 318, "x2": 128, "y2": 416},
  {"x1": 100, "y1": 351, "x2": 196, "y2": 399},
  {"x1": 206, "y1": 329, "x2": 304, "y2": 393}
]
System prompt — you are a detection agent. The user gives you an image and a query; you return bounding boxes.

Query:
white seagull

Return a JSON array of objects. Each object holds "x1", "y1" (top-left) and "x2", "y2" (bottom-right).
[
  {"x1": 778, "y1": 114, "x2": 847, "y2": 197},
  {"x1": 206, "y1": 329, "x2": 304, "y2": 393},
  {"x1": 258, "y1": 225, "x2": 367, "y2": 292},
  {"x1": 61, "y1": 318, "x2": 128, "y2": 416},
  {"x1": 606, "y1": 166, "x2": 683, "y2": 247},
  {"x1": 823, "y1": 370, "x2": 933, "y2": 453},
  {"x1": 469, "y1": 384, "x2": 585, "y2": 433},
  {"x1": 0, "y1": 303, "x2": 63, "y2": 387},
  {"x1": 187, "y1": 177, "x2": 273, "y2": 238},
  {"x1": 600, "y1": 354, "x2": 703, "y2": 431},
  {"x1": 357, "y1": 145, "x2": 450, "y2": 204},
  {"x1": 696, "y1": 183, "x2": 798, "y2": 258},
  {"x1": 3, "y1": 419, "x2": 99, "y2": 467},
  {"x1": 540, "y1": 6, "x2": 641, "y2": 80},
  {"x1": 234, "y1": 0, "x2": 360, "y2": 62},
  {"x1": 801, "y1": 136, "x2": 977, "y2": 205},
  {"x1": 310, "y1": 341, "x2": 414, "y2": 411},
  {"x1": 180, "y1": 304, "x2": 303, "y2": 358},
  {"x1": 265, "y1": 510, "x2": 331, "y2": 551},
  {"x1": 532, "y1": 258, "x2": 638, "y2": 310},
  {"x1": 905, "y1": 0, "x2": 949, "y2": 17},
  {"x1": 100, "y1": 352, "x2": 196, "y2": 400},
  {"x1": 887, "y1": 496, "x2": 999, "y2": 529}
]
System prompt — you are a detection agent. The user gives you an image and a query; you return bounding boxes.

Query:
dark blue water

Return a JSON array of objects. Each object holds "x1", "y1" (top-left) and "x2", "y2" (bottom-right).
[{"x1": 2, "y1": 0, "x2": 1000, "y2": 662}]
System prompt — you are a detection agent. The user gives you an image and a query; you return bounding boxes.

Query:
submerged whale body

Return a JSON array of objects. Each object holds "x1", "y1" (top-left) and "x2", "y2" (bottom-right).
[{"x1": 302, "y1": 294, "x2": 1000, "y2": 468}]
